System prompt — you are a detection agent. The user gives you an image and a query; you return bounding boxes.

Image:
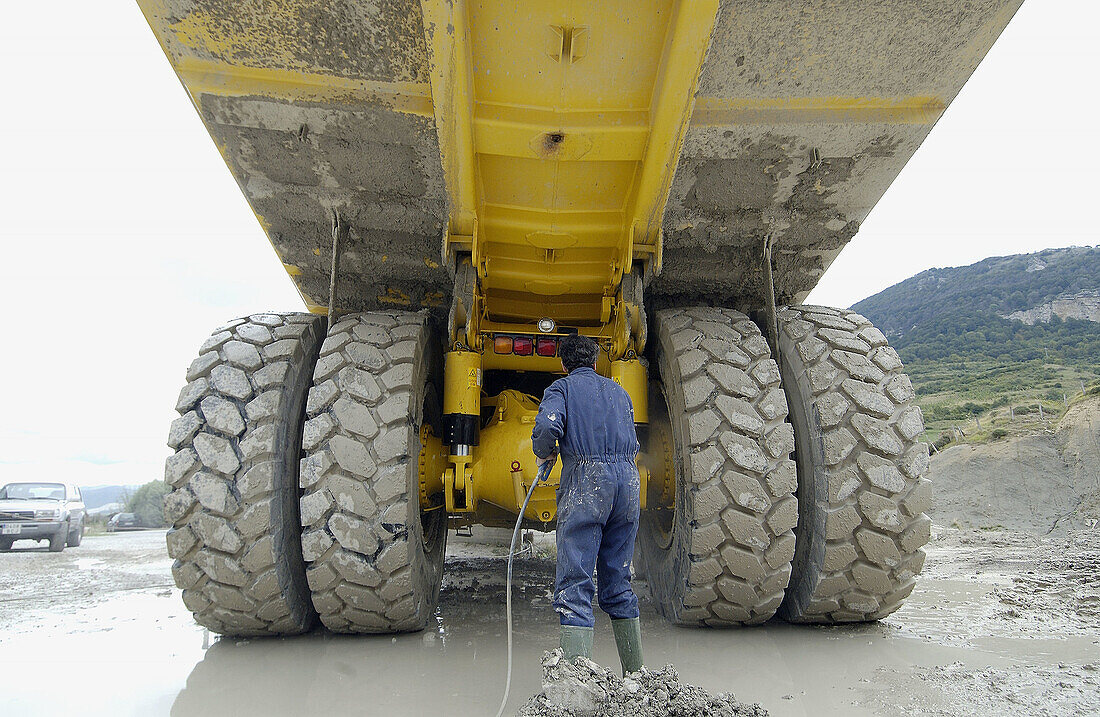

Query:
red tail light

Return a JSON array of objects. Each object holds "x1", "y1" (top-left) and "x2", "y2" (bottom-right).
[
  {"x1": 513, "y1": 337, "x2": 533, "y2": 355},
  {"x1": 491, "y1": 334, "x2": 552, "y2": 356},
  {"x1": 536, "y1": 338, "x2": 557, "y2": 357}
]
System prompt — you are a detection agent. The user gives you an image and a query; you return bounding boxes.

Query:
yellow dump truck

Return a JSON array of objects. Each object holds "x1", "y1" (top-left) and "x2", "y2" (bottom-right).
[{"x1": 144, "y1": 0, "x2": 1023, "y2": 635}]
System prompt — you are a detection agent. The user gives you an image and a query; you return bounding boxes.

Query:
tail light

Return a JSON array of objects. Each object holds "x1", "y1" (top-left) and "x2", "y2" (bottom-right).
[
  {"x1": 536, "y1": 338, "x2": 557, "y2": 357},
  {"x1": 490, "y1": 333, "x2": 557, "y2": 357}
]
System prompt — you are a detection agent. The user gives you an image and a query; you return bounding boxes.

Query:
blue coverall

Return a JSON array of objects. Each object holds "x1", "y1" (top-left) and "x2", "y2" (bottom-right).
[{"x1": 531, "y1": 366, "x2": 641, "y2": 628}]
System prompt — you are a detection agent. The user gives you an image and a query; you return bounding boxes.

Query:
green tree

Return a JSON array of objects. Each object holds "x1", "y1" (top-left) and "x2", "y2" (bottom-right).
[{"x1": 126, "y1": 480, "x2": 171, "y2": 528}]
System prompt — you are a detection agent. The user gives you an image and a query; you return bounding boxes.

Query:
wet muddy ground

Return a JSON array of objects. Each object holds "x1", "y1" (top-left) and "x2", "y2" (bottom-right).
[{"x1": 1, "y1": 527, "x2": 1097, "y2": 716}]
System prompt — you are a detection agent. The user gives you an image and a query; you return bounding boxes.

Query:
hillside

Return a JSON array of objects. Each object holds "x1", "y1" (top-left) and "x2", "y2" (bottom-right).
[
  {"x1": 850, "y1": 246, "x2": 1100, "y2": 445},
  {"x1": 853, "y1": 246, "x2": 1100, "y2": 338},
  {"x1": 78, "y1": 485, "x2": 140, "y2": 510}
]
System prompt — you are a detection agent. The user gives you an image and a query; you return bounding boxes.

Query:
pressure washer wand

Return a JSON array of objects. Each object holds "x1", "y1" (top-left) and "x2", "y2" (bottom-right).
[{"x1": 495, "y1": 458, "x2": 554, "y2": 717}]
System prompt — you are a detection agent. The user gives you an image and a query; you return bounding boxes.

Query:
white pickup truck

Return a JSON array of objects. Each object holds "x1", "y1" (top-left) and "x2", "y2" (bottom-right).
[{"x1": 0, "y1": 482, "x2": 86, "y2": 552}]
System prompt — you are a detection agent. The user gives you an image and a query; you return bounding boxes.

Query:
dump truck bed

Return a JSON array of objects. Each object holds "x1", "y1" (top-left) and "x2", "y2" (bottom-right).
[{"x1": 139, "y1": 0, "x2": 1023, "y2": 317}]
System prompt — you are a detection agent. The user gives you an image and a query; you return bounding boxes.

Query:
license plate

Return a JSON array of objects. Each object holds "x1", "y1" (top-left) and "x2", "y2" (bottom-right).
[{"x1": 1, "y1": 524, "x2": 20, "y2": 535}]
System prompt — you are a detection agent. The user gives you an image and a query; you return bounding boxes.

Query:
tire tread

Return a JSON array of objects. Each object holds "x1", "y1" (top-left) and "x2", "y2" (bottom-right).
[
  {"x1": 777, "y1": 305, "x2": 930, "y2": 623},
  {"x1": 299, "y1": 311, "x2": 445, "y2": 633},
  {"x1": 642, "y1": 307, "x2": 797, "y2": 626},
  {"x1": 165, "y1": 313, "x2": 323, "y2": 636}
]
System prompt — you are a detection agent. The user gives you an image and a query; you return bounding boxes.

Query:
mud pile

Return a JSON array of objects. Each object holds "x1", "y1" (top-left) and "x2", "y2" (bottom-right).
[{"x1": 517, "y1": 649, "x2": 767, "y2": 717}]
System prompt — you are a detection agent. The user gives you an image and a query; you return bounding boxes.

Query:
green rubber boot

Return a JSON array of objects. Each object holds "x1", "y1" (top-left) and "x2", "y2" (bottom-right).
[
  {"x1": 611, "y1": 618, "x2": 643, "y2": 675},
  {"x1": 559, "y1": 625, "x2": 594, "y2": 662}
]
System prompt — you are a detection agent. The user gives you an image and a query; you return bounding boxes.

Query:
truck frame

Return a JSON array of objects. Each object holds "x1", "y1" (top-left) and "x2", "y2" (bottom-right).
[{"x1": 143, "y1": 0, "x2": 1022, "y2": 635}]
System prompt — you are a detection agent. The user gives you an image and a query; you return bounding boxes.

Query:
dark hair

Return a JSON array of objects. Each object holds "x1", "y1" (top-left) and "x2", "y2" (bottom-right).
[{"x1": 560, "y1": 334, "x2": 600, "y2": 372}]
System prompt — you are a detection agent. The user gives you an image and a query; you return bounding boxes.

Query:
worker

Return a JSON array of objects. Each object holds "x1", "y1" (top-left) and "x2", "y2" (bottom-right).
[{"x1": 531, "y1": 333, "x2": 643, "y2": 676}]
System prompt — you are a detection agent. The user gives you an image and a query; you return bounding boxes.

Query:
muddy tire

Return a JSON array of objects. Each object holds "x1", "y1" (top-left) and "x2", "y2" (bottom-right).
[
  {"x1": 164, "y1": 313, "x2": 326, "y2": 636},
  {"x1": 298, "y1": 311, "x2": 447, "y2": 633},
  {"x1": 49, "y1": 528, "x2": 66, "y2": 552},
  {"x1": 67, "y1": 523, "x2": 83, "y2": 547},
  {"x1": 638, "y1": 307, "x2": 797, "y2": 625},
  {"x1": 776, "y1": 306, "x2": 931, "y2": 623}
]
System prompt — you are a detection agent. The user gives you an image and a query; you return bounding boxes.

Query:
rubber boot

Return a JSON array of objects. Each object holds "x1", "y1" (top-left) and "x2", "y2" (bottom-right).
[
  {"x1": 559, "y1": 625, "x2": 594, "y2": 662},
  {"x1": 611, "y1": 617, "x2": 643, "y2": 675}
]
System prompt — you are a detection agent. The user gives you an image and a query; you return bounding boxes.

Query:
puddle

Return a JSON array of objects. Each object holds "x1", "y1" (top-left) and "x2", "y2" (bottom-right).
[
  {"x1": 887, "y1": 577, "x2": 1003, "y2": 644},
  {"x1": 2, "y1": 530, "x2": 1098, "y2": 716},
  {"x1": 2, "y1": 576, "x2": 1095, "y2": 717}
]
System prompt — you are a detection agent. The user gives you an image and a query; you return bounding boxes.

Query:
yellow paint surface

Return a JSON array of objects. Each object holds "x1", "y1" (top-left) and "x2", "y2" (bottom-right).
[{"x1": 423, "y1": 0, "x2": 719, "y2": 324}]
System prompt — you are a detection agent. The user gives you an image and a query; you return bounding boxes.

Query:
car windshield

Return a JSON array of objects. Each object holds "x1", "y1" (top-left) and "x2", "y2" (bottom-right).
[{"x1": 0, "y1": 483, "x2": 66, "y2": 501}]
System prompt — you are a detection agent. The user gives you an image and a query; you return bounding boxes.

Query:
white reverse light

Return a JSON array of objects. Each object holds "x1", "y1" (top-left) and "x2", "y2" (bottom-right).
[{"x1": 537, "y1": 317, "x2": 556, "y2": 333}]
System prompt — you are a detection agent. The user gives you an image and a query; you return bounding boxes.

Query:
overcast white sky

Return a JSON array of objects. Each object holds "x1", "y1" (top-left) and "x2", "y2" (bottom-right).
[{"x1": 0, "y1": 1, "x2": 1096, "y2": 488}]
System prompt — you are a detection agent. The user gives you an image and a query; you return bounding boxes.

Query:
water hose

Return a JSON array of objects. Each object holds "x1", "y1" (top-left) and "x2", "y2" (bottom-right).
[{"x1": 495, "y1": 459, "x2": 554, "y2": 717}]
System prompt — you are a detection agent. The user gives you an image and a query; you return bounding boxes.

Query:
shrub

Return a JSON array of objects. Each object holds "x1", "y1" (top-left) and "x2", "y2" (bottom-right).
[
  {"x1": 991, "y1": 428, "x2": 1008, "y2": 439},
  {"x1": 125, "y1": 480, "x2": 171, "y2": 528}
]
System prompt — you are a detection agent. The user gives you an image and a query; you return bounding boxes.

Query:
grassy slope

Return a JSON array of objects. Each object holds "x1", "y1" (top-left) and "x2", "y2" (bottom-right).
[
  {"x1": 849, "y1": 246, "x2": 1100, "y2": 447},
  {"x1": 912, "y1": 360, "x2": 1098, "y2": 445}
]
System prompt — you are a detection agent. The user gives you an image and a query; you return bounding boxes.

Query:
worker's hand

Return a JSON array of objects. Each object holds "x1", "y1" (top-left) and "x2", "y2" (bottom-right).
[{"x1": 536, "y1": 452, "x2": 557, "y2": 469}]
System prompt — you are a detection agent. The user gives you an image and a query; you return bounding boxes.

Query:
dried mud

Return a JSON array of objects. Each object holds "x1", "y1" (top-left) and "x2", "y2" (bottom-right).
[
  {"x1": 860, "y1": 661, "x2": 1100, "y2": 717},
  {"x1": 158, "y1": 0, "x2": 429, "y2": 83},
  {"x1": 200, "y1": 93, "x2": 451, "y2": 316},
  {"x1": 652, "y1": 132, "x2": 876, "y2": 313}
]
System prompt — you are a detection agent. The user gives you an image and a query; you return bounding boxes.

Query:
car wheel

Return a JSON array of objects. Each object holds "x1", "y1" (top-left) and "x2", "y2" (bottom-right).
[
  {"x1": 49, "y1": 528, "x2": 66, "y2": 552},
  {"x1": 0, "y1": 538, "x2": 13, "y2": 551}
]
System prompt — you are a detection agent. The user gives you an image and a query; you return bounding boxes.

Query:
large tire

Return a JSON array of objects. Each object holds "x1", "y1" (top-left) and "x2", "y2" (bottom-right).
[
  {"x1": 298, "y1": 311, "x2": 447, "y2": 633},
  {"x1": 49, "y1": 528, "x2": 66, "y2": 552},
  {"x1": 776, "y1": 306, "x2": 931, "y2": 623},
  {"x1": 1, "y1": 537, "x2": 14, "y2": 551},
  {"x1": 164, "y1": 313, "x2": 325, "y2": 636},
  {"x1": 638, "y1": 307, "x2": 798, "y2": 625}
]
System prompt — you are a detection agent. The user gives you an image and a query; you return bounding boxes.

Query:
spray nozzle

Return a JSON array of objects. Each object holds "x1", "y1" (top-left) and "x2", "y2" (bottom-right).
[{"x1": 535, "y1": 459, "x2": 554, "y2": 484}]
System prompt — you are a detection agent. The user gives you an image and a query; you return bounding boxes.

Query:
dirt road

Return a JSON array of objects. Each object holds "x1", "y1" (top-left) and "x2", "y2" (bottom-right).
[{"x1": 1, "y1": 527, "x2": 1097, "y2": 716}]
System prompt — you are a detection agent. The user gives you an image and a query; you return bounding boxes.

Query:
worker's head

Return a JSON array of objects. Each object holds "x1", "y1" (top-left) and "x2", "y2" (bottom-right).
[{"x1": 559, "y1": 334, "x2": 600, "y2": 373}]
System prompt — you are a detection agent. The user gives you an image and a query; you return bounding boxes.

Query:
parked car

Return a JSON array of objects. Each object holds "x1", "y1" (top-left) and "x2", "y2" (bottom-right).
[
  {"x1": 0, "y1": 482, "x2": 85, "y2": 552},
  {"x1": 106, "y1": 512, "x2": 141, "y2": 532}
]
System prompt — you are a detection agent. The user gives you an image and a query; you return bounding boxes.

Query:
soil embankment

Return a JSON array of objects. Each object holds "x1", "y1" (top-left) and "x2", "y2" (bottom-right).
[{"x1": 930, "y1": 395, "x2": 1100, "y2": 531}]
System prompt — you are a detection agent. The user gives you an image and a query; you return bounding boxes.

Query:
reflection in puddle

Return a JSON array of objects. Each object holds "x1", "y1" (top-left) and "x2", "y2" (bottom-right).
[
  {"x1": 164, "y1": 557, "x2": 950, "y2": 717},
  {"x1": 167, "y1": 557, "x2": 1100, "y2": 717},
  {"x1": 4, "y1": 543, "x2": 1096, "y2": 717},
  {"x1": 173, "y1": 558, "x2": 559, "y2": 716}
]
